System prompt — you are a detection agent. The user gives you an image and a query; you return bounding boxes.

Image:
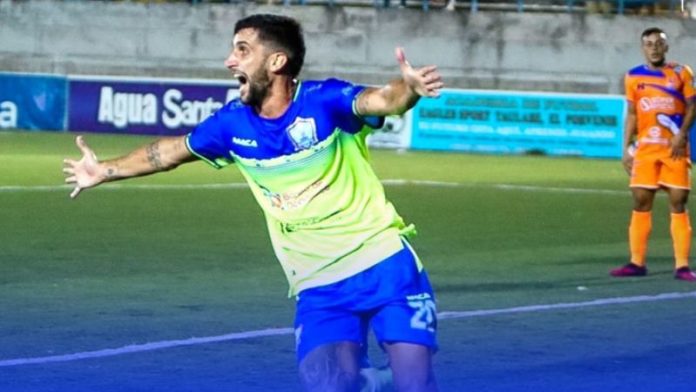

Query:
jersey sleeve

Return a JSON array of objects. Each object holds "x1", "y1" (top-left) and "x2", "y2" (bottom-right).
[
  {"x1": 320, "y1": 78, "x2": 385, "y2": 134},
  {"x1": 361, "y1": 115, "x2": 385, "y2": 129},
  {"x1": 624, "y1": 74, "x2": 636, "y2": 103},
  {"x1": 680, "y1": 65, "x2": 696, "y2": 101},
  {"x1": 185, "y1": 108, "x2": 234, "y2": 169}
]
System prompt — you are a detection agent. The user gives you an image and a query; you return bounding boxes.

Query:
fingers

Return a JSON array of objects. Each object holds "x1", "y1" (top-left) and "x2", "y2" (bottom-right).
[
  {"x1": 395, "y1": 47, "x2": 409, "y2": 70},
  {"x1": 75, "y1": 135, "x2": 96, "y2": 160},
  {"x1": 423, "y1": 77, "x2": 444, "y2": 96},
  {"x1": 622, "y1": 155, "x2": 633, "y2": 176},
  {"x1": 421, "y1": 77, "x2": 444, "y2": 98},
  {"x1": 75, "y1": 135, "x2": 87, "y2": 151},
  {"x1": 69, "y1": 186, "x2": 82, "y2": 199},
  {"x1": 395, "y1": 47, "x2": 438, "y2": 78},
  {"x1": 419, "y1": 65, "x2": 438, "y2": 77},
  {"x1": 395, "y1": 47, "x2": 444, "y2": 98},
  {"x1": 64, "y1": 147, "x2": 83, "y2": 199},
  {"x1": 415, "y1": 65, "x2": 443, "y2": 97},
  {"x1": 671, "y1": 150, "x2": 686, "y2": 160}
]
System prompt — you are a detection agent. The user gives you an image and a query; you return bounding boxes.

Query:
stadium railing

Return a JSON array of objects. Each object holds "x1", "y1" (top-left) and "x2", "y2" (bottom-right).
[{"x1": 116, "y1": 0, "x2": 689, "y2": 16}]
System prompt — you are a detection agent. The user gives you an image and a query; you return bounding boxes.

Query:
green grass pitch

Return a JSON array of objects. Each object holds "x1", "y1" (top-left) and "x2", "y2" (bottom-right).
[{"x1": 1, "y1": 131, "x2": 694, "y2": 391}]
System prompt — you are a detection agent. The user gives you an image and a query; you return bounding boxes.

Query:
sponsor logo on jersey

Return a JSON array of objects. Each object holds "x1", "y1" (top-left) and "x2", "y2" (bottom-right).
[
  {"x1": 261, "y1": 180, "x2": 328, "y2": 211},
  {"x1": 231, "y1": 136, "x2": 258, "y2": 147},
  {"x1": 638, "y1": 96, "x2": 674, "y2": 111}
]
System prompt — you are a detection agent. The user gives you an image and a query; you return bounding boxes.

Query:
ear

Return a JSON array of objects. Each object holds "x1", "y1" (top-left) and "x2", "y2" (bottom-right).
[{"x1": 269, "y1": 52, "x2": 288, "y2": 73}]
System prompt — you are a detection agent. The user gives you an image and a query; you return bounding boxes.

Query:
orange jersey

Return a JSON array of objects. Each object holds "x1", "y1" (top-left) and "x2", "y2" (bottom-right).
[{"x1": 625, "y1": 62, "x2": 696, "y2": 152}]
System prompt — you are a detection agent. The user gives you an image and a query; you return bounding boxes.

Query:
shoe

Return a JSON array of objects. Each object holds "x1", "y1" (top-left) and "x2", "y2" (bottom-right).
[
  {"x1": 674, "y1": 267, "x2": 696, "y2": 282},
  {"x1": 610, "y1": 263, "x2": 647, "y2": 277},
  {"x1": 360, "y1": 366, "x2": 393, "y2": 392}
]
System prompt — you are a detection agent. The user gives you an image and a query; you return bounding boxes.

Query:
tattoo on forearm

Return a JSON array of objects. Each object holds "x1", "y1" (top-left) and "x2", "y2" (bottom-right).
[
  {"x1": 146, "y1": 142, "x2": 164, "y2": 170},
  {"x1": 105, "y1": 167, "x2": 117, "y2": 179},
  {"x1": 357, "y1": 94, "x2": 369, "y2": 116}
]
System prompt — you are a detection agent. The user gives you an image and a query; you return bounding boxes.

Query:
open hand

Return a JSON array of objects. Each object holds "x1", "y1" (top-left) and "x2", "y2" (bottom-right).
[
  {"x1": 395, "y1": 47, "x2": 443, "y2": 98},
  {"x1": 62, "y1": 136, "x2": 103, "y2": 199}
]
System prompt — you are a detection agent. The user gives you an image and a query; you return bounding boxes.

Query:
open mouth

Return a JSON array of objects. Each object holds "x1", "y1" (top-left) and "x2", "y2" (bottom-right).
[{"x1": 233, "y1": 73, "x2": 248, "y2": 85}]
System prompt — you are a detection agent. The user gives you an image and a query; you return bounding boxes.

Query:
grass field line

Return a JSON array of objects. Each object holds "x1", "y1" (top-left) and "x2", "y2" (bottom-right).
[
  {"x1": 1, "y1": 290, "x2": 694, "y2": 368},
  {"x1": 0, "y1": 180, "x2": 628, "y2": 196}
]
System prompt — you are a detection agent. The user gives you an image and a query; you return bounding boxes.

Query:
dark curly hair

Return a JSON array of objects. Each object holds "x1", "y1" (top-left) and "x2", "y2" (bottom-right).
[{"x1": 234, "y1": 14, "x2": 306, "y2": 78}]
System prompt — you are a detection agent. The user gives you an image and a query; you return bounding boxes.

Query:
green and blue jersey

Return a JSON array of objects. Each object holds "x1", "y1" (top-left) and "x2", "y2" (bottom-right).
[{"x1": 186, "y1": 78, "x2": 416, "y2": 296}]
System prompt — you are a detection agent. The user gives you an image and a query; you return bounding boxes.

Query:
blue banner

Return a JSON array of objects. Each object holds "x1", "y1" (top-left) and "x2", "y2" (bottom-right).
[
  {"x1": 411, "y1": 90, "x2": 626, "y2": 158},
  {"x1": 0, "y1": 73, "x2": 67, "y2": 131},
  {"x1": 68, "y1": 77, "x2": 239, "y2": 136}
]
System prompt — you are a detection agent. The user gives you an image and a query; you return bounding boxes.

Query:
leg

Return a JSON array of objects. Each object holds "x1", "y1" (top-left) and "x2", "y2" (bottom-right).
[
  {"x1": 384, "y1": 342, "x2": 438, "y2": 392},
  {"x1": 369, "y1": 241, "x2": 438, "y2": 391},
  {"x1": 661, "y1": 156, "x2": 694, "y2": 280},
  {"x1": 299, "y1": 341, "x2": 362, "y2": 392},
  {"x1": 666, "y1": 187, "x2": 695, "y2": 278},
  {"x1": 629, "y1": 187, "x2": 656, "y2": 266},
  {"x1": 666, "y1": 187, "x2": 689, "y2": 214},
  {"x1": 611, "y1": 187, "x2": 655, "y2": 276},
  {"x1": 358, "y1": 340, "x2": 393, "y2": 392},
  {"x1": 631, "y1": 186, "x2": 656, "y2": 211}
]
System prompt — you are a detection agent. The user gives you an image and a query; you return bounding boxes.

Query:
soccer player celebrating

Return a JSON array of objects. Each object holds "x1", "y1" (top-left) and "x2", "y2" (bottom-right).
[
  {"x1": 63, "y1": 14, "x2": 442, "y2": 392},
  {"x1": 611, "y1": 27, "x2": 696, "y2": 281}
]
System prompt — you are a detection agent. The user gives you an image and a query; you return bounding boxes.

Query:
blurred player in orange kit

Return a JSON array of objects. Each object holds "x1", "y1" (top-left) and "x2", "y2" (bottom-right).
[{"x1": 612, "y1": 27, "x2": 696, "y2": 281}]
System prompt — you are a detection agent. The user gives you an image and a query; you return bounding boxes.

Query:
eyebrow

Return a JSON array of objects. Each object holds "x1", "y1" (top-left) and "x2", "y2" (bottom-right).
[{"x1": 231, "y1": 40, "x2": 251, "y2": 50}]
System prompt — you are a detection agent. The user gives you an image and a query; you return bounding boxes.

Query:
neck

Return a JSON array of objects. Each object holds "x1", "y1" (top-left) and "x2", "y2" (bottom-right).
[
  {"x1": 647, "y1": 60, "x2": 666, "y2": 70},
  {"x1": 256, "y1": 77, "x2": 296, "y2": 119}
]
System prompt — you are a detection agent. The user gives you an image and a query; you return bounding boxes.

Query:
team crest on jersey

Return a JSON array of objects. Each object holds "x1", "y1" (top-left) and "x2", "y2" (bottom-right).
[{"x1": 286, "y1": 117, "x2": 318, "y2": 150}]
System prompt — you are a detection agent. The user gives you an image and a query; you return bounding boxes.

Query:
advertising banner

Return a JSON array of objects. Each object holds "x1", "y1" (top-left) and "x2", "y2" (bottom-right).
[
  {"x1": 0, "y1": 73, "x2": 67, "y2": 131},
  {"x1": 411, "y1": 89, "x2": 626, "y2": 158},
  {"x1": 68, "y1": 76, "x2": 239, "y2": 136},
  {"x1": 367, "y1": 113, "x2": 412, "y2": 150}
]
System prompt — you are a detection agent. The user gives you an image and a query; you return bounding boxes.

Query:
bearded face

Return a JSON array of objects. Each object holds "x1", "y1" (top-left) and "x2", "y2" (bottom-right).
[
  {"x1": 238, "y1": 59, "x2": 272, "y2": 107},
  {"x1": 225, "y1": 28, "x2": 276, "y2": 109}
]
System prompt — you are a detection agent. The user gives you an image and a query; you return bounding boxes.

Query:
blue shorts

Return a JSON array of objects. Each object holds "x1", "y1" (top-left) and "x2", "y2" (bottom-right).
[{"x1": 293, "y1": 241, "x2": 438, "y2": 363}]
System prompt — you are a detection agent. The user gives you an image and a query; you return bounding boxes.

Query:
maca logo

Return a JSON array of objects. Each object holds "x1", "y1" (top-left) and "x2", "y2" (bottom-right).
[
  {"x1": 232, "y1": 136, "x2": 258, "y2": 147},
  {"x1": 286, "y1": 117, "x2": 317, "y2": 150}
]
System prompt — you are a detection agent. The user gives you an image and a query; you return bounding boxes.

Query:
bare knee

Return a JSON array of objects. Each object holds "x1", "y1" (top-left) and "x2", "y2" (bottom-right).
[
  {"x1": 632, "y1": 188, "x2": 655, "y2": 211},
  {"x1": 385, "y1": 342, "x2": 438, "y2": 392},
  {"x1": 298, "y1": 342, "x2": 362, "y2": 392},
  {"x1": 667, "y1": 188, "x2": 689, "y2": 213}
]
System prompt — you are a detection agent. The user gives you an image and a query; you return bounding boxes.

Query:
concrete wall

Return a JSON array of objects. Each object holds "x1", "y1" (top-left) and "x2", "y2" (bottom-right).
[{"x1": 1, "y1": 1, "x2": 696, "y2": 94}]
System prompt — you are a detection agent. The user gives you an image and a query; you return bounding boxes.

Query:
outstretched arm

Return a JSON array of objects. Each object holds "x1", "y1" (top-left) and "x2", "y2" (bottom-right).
[
  {"x1": 355, "y1": 47, "x2": 443, "y2": 117},
  {"x1": 63, "y1": 135, "x2": 196, "y2": 199}
]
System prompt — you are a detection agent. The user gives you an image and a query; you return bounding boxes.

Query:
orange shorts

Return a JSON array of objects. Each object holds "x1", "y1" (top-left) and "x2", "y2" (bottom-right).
[{"x1": 630, "y1": 152, "x2": 692, "y2": 190}]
